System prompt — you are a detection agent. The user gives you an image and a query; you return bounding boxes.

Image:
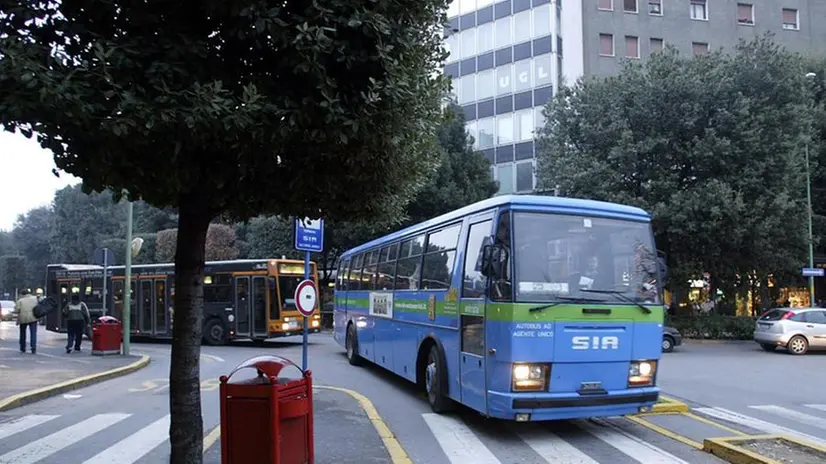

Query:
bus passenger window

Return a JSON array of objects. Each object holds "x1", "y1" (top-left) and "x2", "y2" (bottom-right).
[
  {"x1": 463, "y1": 220, "x2": 493, "y2": 298},
  {"x1": 376, "y1": 245, "x2": 397, "y2": 290},
  {"x1": 349, "y1": 254, "x2": 364, "y2": 291},
  {"x1": 421, "y1": 224, "x2": 461, "y2": 291},
  {"x1": 363, "y1": 250, "x2": 378, "y2": 291},
  {"x1": 336, "y1": 258, "x2": 350, "y2": 291},
  {"x1": 204, "y1": 274, "x2": 232, "y2": 303},
  {"x1": 395, "y1": 235, "x2": 425, "y2": 290}
]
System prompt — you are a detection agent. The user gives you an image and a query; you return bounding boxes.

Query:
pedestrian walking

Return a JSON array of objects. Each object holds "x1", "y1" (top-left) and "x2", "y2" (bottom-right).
[
  {"x1": 14, "y1": 289, "x2": 39, "y2": 354},
  {"x1": 63, "y1": 294, "x2": 91, "y2": 353}
]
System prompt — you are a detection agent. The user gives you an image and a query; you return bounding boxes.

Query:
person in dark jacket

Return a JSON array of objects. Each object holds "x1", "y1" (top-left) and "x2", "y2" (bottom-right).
[{"x1": 63, "y1": 294, "x2": 91, "y2": 353}]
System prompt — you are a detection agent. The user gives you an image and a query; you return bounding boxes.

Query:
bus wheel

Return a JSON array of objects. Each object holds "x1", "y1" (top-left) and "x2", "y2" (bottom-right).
[
  {"x1": 203, "y1": 319, "x2": 228, "y2": 346},
  {"x1": 425, "y1": 344, "x2": 452, "y2": 413},
  {"x1": 346, "y1": 324, "x2": 363, "y2": 366}
]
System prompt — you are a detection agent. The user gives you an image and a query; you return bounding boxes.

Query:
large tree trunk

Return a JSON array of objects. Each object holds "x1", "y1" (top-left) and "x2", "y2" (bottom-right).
[{"x1": 169, "y1": 196, "x2": 213, "y2": 464}]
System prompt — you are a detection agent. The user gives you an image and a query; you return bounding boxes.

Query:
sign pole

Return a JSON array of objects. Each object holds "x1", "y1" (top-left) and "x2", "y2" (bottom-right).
[
  {"x1": 102, "y1": 248, "x2": 109, "y2": 315},
  {"x1": 303, "y1": 250, "x2": 310, "y2": 372},
  {"x1": 294, "y1": 216, "x2": 324, "y2": 373}
]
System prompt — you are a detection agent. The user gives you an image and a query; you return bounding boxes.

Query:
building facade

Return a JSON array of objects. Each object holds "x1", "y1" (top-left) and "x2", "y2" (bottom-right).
[{"x1": 444, "y1": 0, "x2": 826, "y2": 194}]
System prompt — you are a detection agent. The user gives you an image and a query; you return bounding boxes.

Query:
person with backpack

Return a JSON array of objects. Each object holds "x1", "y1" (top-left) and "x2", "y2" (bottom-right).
[{"x1": 63, "y1": 294, "x2": 91, "y2": 353}]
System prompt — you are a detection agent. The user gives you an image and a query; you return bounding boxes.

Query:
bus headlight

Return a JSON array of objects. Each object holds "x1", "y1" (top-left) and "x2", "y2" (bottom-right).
[
  {"x1": 511, "y1": 363, "x2": 548, "y2": 392},
  {"x1": 628, "y1": 360, "x2": 657, "y2": 387}
]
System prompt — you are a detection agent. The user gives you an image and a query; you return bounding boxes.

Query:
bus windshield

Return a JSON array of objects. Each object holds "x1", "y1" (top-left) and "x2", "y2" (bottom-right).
[
  {"x1": 512, "y1": 212, "x2": 661, "y2": 304},
  {"x1": 279, "y1": 275, "x2": 303, "y2": 310}
]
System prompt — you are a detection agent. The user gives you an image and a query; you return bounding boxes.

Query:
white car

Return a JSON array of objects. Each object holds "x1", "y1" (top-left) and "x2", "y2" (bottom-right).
[{"x1": 0, "y1": 300, "x2": 16, "y2": 321}]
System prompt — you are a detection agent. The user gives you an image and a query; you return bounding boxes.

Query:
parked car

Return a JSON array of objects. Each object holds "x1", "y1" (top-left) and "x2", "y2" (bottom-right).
[
  {"x1": 753, "y1": 307, "x2": 826, "y2": 355},
  {"x1": 662, "y1": 326, "x2": 682, "y2": 353},
  {"x1": 0, "y1": 300, "x2": 15, "y2": 321}
]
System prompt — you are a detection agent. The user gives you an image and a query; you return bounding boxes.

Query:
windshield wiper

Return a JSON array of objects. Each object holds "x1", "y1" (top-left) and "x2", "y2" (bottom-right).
[
  {"x1": 580, "y1": 289, "x2": 652, "y2": 314},
  {"x1": 529, "y1": 296, "x2": 604, "y2": 313}
]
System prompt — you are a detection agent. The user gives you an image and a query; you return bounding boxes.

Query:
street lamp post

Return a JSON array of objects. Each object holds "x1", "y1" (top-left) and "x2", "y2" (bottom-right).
[{"x1": 805, "y1": 72, "x2": 817, "y2": 306}]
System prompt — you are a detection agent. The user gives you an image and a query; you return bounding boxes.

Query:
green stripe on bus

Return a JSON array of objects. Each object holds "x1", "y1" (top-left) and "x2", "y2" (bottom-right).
[{"x1": 333, "y1": 295, "x2": 662, "y2": 323}]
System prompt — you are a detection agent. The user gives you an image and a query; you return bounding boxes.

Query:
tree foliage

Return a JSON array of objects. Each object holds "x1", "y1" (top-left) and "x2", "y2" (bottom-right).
[
  {"x1": 536, "y1": 37, "x2": 812, "y2": 299},
  {"x1": 156, "y1": 225, "x2": 240, "y2": 262},
  {"x1": 1, "y1": 1, "x2": 450, "y2": 458}
]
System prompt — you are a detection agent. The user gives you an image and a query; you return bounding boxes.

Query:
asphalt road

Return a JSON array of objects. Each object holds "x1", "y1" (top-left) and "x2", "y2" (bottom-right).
[
  {"x1": 657, "y1": 340, "x2": 826, "y2": 448},
  {"x1": 1, "y1": 332, "x2": 823, "y2": 463}
]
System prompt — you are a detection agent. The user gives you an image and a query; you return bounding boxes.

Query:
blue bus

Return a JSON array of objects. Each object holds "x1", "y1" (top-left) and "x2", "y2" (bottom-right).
[{"x1": 332, "y1": 195, "x2": 667, "y2": 421}]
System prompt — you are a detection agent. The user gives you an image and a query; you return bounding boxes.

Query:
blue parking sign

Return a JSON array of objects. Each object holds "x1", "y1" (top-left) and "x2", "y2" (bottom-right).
[{"x1": 294, "y1": 217, "x2": 324, "y2": 252}]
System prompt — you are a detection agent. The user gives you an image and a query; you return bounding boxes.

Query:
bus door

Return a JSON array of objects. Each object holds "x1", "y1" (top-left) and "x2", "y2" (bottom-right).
[
  {"x1": 251, "y1": 276, "x2": 268, "y2": 338},
  {"x1": 459, "y1": 214, "x2": 494, "y2": 414},
  {"x1": 152, "y1": 278, "x2": 169, "y2": 336},
  {"x1": 234, "y1": 276, "x2": 252, "y2": 338},
  {"x1": 139, "y1": 279, "x2": 153, "y2": 334}
]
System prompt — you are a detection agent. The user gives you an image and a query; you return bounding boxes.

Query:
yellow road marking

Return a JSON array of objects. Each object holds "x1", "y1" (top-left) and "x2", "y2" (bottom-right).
[
  {"x1": 683, "y1": 411, "x2": 750, "y2": 436},
  {"x1": 203, "y1": 425, "x2": 221, "y2": 454},
  {"x1": 625, "y1": 415, "x2": 704, "y2": 449},
  {"x1": 315, "y1": 385, "x2": 413, "y2": 464}
]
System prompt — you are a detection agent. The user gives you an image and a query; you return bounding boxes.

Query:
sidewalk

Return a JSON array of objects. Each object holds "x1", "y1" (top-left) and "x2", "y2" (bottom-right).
[
  {"x1": 0, "y1": 321, "x2": 149, "y2": 411},
  {"x1": 203, "y1": 387, "x2": 397, "y2": 464}
]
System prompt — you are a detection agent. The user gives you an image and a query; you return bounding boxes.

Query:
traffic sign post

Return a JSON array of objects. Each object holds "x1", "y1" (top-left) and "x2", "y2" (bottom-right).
[
  {"x1": 294, "y1": 217, "x2": 324, "y2": 372},
  {"x1": 802, "y1": 267, "x2": 824, "y2": 277}
]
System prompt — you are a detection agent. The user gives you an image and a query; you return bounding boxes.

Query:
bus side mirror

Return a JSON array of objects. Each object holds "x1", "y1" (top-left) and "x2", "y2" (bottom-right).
[
  {"x1": 481, "y1": 244, "x2": 508, "y2": 280},
  {"x1": 658, "y1": 256, "x2": 668, "y2": 282}
]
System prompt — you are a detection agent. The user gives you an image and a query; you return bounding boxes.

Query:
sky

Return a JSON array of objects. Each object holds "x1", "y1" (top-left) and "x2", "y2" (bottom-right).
[{"x1": 0, "y1": 129, "x2": 80, "y2": 232}]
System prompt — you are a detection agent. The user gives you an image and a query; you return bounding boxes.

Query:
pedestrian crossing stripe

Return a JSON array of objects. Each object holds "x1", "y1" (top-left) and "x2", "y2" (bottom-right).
[{"x1": 1, "y1": 403, "x2": 826, "y2": 464}]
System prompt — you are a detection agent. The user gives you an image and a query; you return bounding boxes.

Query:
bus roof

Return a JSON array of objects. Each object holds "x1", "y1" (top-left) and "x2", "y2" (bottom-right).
[
  {"x1": 342, "y1": 194, "x2": 651, "y2": 257},
  {"x1": 46, "y1": 258, "x2": 314, "y2": 271}
]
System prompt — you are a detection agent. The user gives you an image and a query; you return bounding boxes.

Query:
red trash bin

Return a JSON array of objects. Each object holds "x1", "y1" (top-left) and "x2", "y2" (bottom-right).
[
  {"x1": 92, "y1": 316, "x2": 122, "y2": 356},
  {"x1": 219, "y1": 355, "x2": 314, "y2": 464}
]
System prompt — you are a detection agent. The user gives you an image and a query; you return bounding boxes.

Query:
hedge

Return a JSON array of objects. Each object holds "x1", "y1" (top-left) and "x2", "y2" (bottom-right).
[{"x1": 665, "y1": 314, "x2": 756, "y2": 340}]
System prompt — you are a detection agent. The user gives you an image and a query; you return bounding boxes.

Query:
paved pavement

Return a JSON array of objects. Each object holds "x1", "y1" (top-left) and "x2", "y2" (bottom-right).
[
  {"x1": 1, "y1": 329, "x2": 824, "y2": 463},
  {"x1": 0, "y1": 322, "x2": 141, "y2": 403}
]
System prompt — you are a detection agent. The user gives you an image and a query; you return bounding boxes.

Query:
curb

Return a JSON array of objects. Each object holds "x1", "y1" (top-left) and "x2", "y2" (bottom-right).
[
  {"x1": 703, "y1": 434, "x2": 826, "y2": 464},
  {"x1": 0, "y1": 354, "x2": 151, "y2": 412},
  {"x1": 651, "y1": 395, "x2": 690, "y2": 413},
  {"x1": 316, "y1": 385, "x2": 413, "y2": 464}
]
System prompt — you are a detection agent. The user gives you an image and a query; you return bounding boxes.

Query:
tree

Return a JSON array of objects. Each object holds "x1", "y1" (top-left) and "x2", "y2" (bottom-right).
[
  {"x1": 536, "y1": 37, "x2": 812, "y2": 305},
  {"x1": 155, "y1": 225, "x2": 240, "y2": 262},
  {"x1": 50, "y1": 185, "x2": 127, "y2": 264},
  {"x1": 406, "y1": 103, "x2": 498, "y2": 225},
  {"x1": 2, "y1": 1, "x2": 446, "y2": 459},
  {"x1": 0, "y1": 255, "x2": 27, "y2": 295},
  {"x1": 11, "y1": 207, "x2": 55, "y2": 288}
]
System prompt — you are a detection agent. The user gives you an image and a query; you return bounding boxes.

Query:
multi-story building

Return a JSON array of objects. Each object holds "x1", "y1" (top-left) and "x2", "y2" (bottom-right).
[{"x1": 444, "y1": 0, "x2": 826, "y2": 194}]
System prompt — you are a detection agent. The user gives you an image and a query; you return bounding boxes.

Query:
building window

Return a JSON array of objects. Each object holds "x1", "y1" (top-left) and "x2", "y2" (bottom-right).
[
  {"x1": 459, "y1": 0, "x2": 476, "y2": 16},
  {"x1": 460, "y1": 74, "x2": 475, "y2": 104},
  {"x1": 495, "y1": 16, "x2": 512, "y2": 49},
  {"x1": 625, "y1": 36, "x2": 640, "y2": 58},
  {"x1": 624, "y1": 0, "x2": 637, "y2": 13},
  {"x1": 477, "y1": 0, "x2": 493, "y2": 9},
  {"x1": 690, "y1": 0, "x2": 707, "y2": 20},
  {"x1": 534, "y1": 54, "x2": 552, "y2": 87},
  {"x1": 447, "y1": 0, "x2": 459, "y2": 18},
  {"x1": 476, "y1": 69, "x2": 494, "y2": 101},
  {"x1": 737, "y1": 3, "x2": 754, "y2": 25},
  {"x1": 599, "y1": 0, "x2": 613, "y2": 10},
  {"x1": 460, "y1": 29, "x2": 476, "y2": 59},
  {"x1": 650, "y1": 38, "x2": 664, "y2": 53},
  {"x1": 496, "y1": 113, "x2": 514, "y2": 145},
  {"x1": 497, "y1": 164, "x2": 515, "y2": 194},
  {"x1": 477, "y1": 117, "x2": 495, "y2": 149},
  {"x1": 466, "y1": 121, "x2": 478, "y2": 150},
  {"x1": 782, "y1": 8, "x2": 799, "y2": 30},
  {"x1": 534, "y1": 107, "x2": 546, "y2": 134},
  {"x1": 533, "y1": 4, "x2": 551, "y2": 37},
  {"x1": 599, "y1": 33, "x2": 614, "y2": 56},
  {"x1": 445, "y1": 33, "x2": 459, "y2": 63},
  {"x1": 514, "y1": 109, "x2": 534, "y2": 142},
  {"x1": 477, "y1": 22, "x2": 494, "y2": 54},
  {"x1": 648, "y1": 0, "x2": 662, "y2": 15},
  {"x1": 692, "y1": 42, "x2": 709, "y2": 56},
  {"x1": 516, "y1": 161, "x2": 534, "y2": 192},
  {"x1": 514, "y1": 10, "x2": 532, "y2": 44},
  {"x1": 514, "y1": 59, "x2": 532, "y2": 93},
  {"x1": 496, "y1": 64, "x2": 513, "y2": 95}
]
